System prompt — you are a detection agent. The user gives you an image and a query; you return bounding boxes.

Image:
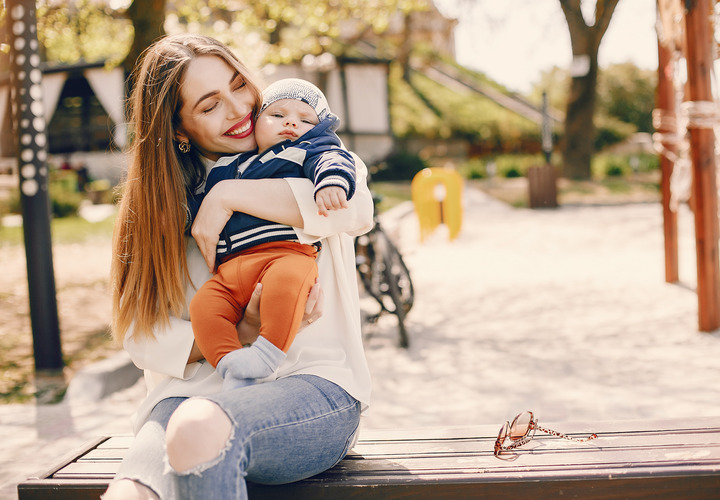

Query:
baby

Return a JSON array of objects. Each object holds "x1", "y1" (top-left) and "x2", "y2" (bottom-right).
[{"x1": 189, "y1": 78, "x2": 356, "y2": 390}]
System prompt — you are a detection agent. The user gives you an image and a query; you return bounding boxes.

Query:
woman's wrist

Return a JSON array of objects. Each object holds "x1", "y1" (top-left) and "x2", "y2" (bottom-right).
[{"x1": 236, "y1": 318, "x2": 260, "y2": 346}]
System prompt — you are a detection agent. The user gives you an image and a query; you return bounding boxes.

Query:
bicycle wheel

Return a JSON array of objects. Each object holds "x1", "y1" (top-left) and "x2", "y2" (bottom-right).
[
  {"x1": 355, "y1": 231, "x2": 384, "y2": 306},
  {"x1": 380, "y1": 239, "x2": 410, "y2": 348},
  {"x1": 375, "y1": 226, "x2": 415, "y2": 314},
  {"x1": 356, "y1": 228, "x2": 413, "y2": 313},
  {"x1": 355, "y1": 224, "x2": 414, "y2": 347}
]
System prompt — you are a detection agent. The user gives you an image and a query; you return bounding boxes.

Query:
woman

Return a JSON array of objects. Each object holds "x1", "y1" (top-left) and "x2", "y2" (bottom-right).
[{"x1": 103, "y1": 33, "x2": 373, "y2": 499}]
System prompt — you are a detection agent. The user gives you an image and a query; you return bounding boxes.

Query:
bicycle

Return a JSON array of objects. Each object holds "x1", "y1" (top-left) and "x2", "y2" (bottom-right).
[{"x1": 355, "y1": 194, "x2": 414, "y2": 348}]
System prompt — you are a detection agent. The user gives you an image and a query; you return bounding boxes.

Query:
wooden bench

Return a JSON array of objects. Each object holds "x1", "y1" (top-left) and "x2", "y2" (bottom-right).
[{"x1": 18, "y1": 417, "x2": 720, "y2": 499}]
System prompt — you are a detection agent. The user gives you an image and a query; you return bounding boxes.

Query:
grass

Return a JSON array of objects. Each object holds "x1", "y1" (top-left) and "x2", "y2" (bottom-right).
[
  {"x1": 0, "y1": 212, "x2": 116, "y2": 247},
  {"x1": 370, "y1": 181, "x2": 413, "y2": 212}
]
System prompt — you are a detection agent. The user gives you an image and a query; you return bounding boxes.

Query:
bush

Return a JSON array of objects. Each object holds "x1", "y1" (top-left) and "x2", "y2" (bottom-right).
[
  {"x1": 504, "y1": 167, "x2": 521, "y2": 178},
  {"x1": 594, "y1": 115, "x2": 637, "y2": 151},
  {"x1": 458, "y1": 158, "x2": 486, "y2": 179},
  {"x1": 371, "y1": 152, "x2": 428, "y2": 181},
  {"x1": 50, "y1": 182, "x2": 84, "y2": 217},
  {"x1": 6, "y1": 176, "x2": 84, "y2": 218},
  {"x1": 591, "y1": 153, "x2": 659, "y2": 179}
]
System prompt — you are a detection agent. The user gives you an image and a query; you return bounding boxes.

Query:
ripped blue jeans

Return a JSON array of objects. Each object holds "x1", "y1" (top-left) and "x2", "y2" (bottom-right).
[{"x1": 112, "y1": 374, "x2": 361, "y2": 500}]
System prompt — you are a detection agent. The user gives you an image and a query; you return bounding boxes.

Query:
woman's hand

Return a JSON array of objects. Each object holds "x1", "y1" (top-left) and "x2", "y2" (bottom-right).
[
  {"x1": 191, "y1": 181, "x2": 235, "y2": 272},
  {"x1": 301, "y1": 279, "x2": 324, "y2": 328},
  {"x1": 235, "y1": 281, "x2": 324, "y2": 346},
  {"x1": 236, "y1": 283, "x2": 263, "y2": 346}
]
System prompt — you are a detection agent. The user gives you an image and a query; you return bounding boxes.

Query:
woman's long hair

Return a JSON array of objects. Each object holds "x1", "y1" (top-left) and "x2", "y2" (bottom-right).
[{"x1": 111, "y1": 34, "x2": 263, "y2": 342}]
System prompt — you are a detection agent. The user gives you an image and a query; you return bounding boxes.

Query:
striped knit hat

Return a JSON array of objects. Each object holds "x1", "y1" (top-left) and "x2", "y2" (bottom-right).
[{"x1": 260, "y1": 78, "x2": 330, "y2": 121}]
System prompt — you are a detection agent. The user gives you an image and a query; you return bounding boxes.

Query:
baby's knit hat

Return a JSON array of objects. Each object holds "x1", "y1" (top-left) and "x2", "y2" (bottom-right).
[{"x1": 260, "y1": 78, "x2": 330, "y2": 121}]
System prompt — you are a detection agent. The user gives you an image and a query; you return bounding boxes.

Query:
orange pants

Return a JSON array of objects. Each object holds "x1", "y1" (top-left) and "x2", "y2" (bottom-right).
[{"x1": 190, "y1": 241, "x2": 318, "y2": 368}]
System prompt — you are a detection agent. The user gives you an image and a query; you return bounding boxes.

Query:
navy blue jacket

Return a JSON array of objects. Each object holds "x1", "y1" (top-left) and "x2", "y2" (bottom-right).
[{"x1": 189, "y1": 113, "x2": 356, "y2": 259}]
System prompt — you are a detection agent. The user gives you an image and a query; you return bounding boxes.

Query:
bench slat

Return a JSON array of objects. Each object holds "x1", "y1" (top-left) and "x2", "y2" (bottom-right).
[{"x1": 19, "y1": 418, "x2": 720, "y2": 500}]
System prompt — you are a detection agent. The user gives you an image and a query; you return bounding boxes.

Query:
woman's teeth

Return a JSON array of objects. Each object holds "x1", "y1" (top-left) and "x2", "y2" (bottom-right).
[{"x1": 226, "y1": 121, "x2": 251, "y2": 136}]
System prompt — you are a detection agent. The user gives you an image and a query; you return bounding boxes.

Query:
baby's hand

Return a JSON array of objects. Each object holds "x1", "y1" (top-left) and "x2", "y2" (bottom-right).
[{"x1": 316, "y1": 186, "x2": 348, "y2": 217}]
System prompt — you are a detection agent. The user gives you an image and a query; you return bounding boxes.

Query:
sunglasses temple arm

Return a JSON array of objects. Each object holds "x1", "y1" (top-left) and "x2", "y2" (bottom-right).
[
  {"x1": 500, "y1": 435, "x2": 534, "y2": 452},
  {"x1": 535, "y1": 424, "x2": 598, "y2": 442}
]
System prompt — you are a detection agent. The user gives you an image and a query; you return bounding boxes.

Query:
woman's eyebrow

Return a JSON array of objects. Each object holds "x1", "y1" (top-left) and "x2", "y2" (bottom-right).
[
  {"x1": 193, "y1": 90, "x2": 218, "y2": 110},
  {"x1": 192, "y1": 71, "x2": 241, "y2": 110}
]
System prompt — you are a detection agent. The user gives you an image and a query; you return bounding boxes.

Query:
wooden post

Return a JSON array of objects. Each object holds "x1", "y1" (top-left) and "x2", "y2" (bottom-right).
[
  {"x1": 656, "y1": 31, "x2": 679, "y2": 283},
  {"x1": 7, "y1": 0, "x2": 64, "y2": 369},
  {"x1": 684, "y1": 0, "x2": 720, "y2": 331}
]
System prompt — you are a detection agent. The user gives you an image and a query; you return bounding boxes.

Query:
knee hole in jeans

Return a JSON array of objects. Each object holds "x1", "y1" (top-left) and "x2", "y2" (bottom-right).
[{"x1": 165, "y1": 398, "x2": 233, "y2": 474}]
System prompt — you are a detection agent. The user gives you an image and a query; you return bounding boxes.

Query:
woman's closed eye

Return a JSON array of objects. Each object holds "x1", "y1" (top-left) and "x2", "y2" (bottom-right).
[{"x1": 202, "y1": 102, "x2": 219, "y2": 114}]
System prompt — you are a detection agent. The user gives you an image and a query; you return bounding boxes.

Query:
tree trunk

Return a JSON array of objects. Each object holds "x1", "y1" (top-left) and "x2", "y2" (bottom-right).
[
  {"x1": 123, "y1": 0, "x2": 167, "y2": 79},
  {"x1": 398, "y1": 12, "x2": 413, "y2": 83},
  {"x1": 559, "y1": 0, "x2": 620, "y2": 180},
  {"x1": 563, "y1": 53, "x2": 598, "y2": 179}
]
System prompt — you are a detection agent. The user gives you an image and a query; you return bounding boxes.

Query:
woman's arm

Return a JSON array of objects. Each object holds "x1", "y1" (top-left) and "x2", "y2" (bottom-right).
[{"x1": 191, "y1": 179, "x2": 303, "y2": 271}]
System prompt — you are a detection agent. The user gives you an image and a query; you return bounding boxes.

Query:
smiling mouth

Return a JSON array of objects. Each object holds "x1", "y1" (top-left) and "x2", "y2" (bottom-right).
[{"x1": 225, "y1": 116, "x2": 253, "y2": 138}]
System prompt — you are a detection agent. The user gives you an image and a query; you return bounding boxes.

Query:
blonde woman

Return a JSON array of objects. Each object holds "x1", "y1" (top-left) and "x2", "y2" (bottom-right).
[{"x1": 103, "y1": 34, "x2": 372, "y2": 500}]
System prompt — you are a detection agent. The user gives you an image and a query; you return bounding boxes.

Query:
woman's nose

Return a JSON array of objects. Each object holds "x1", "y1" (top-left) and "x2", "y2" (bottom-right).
[{"x1": 229, "y1": 97, "x2": 249, "y2": 119}]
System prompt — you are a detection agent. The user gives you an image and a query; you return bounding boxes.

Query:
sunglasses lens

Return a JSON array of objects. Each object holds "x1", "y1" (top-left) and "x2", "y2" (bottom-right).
[
  {"x1": 509, "y1": 412, "x2": 532, "y2": 441},
  {"x1": 497, "y1": 422, "x2": 509, "y2": 443}
]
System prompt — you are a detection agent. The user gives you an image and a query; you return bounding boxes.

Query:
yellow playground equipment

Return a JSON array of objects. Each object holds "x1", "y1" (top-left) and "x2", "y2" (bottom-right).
[{"x1": 411, "y1": 167, "x2": 463, "y2": 242}]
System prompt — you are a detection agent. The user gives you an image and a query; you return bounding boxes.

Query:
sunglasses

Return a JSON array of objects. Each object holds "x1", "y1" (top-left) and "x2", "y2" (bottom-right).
[{"x1": 494, "y1": 411, "x2": 598, "y2": 457}]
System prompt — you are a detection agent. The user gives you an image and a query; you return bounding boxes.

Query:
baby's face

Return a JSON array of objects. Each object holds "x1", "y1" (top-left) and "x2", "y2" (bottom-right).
[{"x1": 255, "y1": 99, "x2": 319, "y2": 152}]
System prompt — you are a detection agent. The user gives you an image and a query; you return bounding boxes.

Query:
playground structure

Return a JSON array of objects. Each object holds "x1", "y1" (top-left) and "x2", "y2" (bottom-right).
[
  {"x1": 654, "y1": 0, "x2": 720, "y2": 332},
  {"x1": 7, "y1": 0, "x2": 720, "y2": 383},
  {"x1": 411, "y1": 167, "x2": 464, "y2": 242}
]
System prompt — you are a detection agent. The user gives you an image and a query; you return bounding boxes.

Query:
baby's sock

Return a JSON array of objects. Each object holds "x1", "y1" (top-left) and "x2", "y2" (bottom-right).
[{"x1": 215, "y1": 336, "x2": 286, "y2": 391}]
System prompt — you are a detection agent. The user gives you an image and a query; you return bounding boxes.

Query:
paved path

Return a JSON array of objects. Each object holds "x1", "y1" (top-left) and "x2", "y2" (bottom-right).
[
  {"x1": 362, "y1": 188, "x2": 720, "y2": 429},
  {"x1": 3, "y1": 187, "x2": 720, "y2": 499}
]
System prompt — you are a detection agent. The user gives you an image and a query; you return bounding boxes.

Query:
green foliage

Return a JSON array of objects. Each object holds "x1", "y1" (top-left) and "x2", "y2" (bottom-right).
[
  {"x1": 457, "y1": 154, "x2": 549, "y2": 179},
  {"x1": 594, "y1": 114, "x2": 637, "y2": 150},
  {"x1": 371, "y1": 151, "x2": 428, "y2": 181},
  {"x1": 388, "y1": 63, "x2": 541, "y2": 151},
  {"x1": 49, "y1": 182, "x2": 85, "y2": 218},
  {"x1": 457, "y1": 158, "x2": 486, "y2": 179},
  {"x1": 504, "y1": 166, "x2": 521, "y2": 178},
  {"x1": 530, "y1": 63, "x2": 654, "y2": 152},
  {"x1": 529, "y1": 66, "x2": 568, "y2": 112},
  {"x1": 0, "y1": 208, "x2": 116, "y2": 247},
  {"x1": 6, "y1": 170, "x2": 85, "y2": 219},
  {"x1": 26, "y1": 0, "x2": 432, "y2": 71},
  {"x1": 168, "y1": 0, "x2": 431, "y2": 66},
  {"x1": 36, "y1": 0, "x2": 133, "y2": 66},
  {"x1": 591, "y1": 153, "x2": 659, "y2": 179},
  {"x1": 598, "y1": 63, "x2": 656, "y2": 134},
  {"x1": 368, "y1": 181, "x2": 413, "y2": 212},
  {"x1": 388, "y1": 64, "x2": 445, "y2": 138}
]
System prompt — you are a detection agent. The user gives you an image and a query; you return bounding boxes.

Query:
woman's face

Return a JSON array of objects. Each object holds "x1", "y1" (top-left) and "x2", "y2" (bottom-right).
[{"x1": 176, "y1": 55, "x2": 257, "y2": 161}]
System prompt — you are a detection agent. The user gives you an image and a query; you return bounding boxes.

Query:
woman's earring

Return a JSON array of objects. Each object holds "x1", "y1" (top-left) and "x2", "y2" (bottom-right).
[{"x1": 178, "y1": 141, "x2": 191, "y2": 153}]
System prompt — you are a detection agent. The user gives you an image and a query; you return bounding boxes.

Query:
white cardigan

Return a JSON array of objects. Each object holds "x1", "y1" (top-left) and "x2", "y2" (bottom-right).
[{"x1": 123, "y1": 158, "x2": 374, "y2": 434}]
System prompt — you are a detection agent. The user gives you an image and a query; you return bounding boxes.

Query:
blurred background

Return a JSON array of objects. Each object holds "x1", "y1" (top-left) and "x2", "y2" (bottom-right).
[{"x1": 0, "y1": 0, "x2": 662, "y2": 403}]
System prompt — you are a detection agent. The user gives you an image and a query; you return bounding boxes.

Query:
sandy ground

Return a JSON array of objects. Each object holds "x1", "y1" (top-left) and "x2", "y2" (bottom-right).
[
  {"x1": 362, "y1": 189, "x2": 720, "y2": 428},
  {"x1": 0, "y1": 230, "x2": 118, "y2": 403},
  {"x1": 2, "y1": 187, "x2": 720, "y2": 498}
]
